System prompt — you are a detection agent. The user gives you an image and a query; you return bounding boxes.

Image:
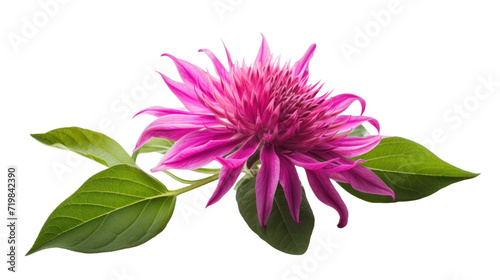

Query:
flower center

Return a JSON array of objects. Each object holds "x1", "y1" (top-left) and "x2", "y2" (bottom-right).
[{"x1": 210, "y1": 60, "x2": 333, "y2": 150}]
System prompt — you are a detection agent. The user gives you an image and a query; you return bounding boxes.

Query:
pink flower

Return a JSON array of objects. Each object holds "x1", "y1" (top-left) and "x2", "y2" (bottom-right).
[{"x1": 135, "y1": 35, "x2": 394, "y2": 228}]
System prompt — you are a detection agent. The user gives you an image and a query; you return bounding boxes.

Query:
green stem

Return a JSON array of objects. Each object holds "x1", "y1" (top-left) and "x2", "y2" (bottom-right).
[
  {"x1": 168, "y1": 173, "x2": 220, "y2": 196},
  {"x1": 131, "y1": 151, "x2": 139, "y2": 163},
  {"x1": 192, "y1": 167, "x2": 221, "y2": 174},
  {"x1": 162, "y1": 171, "x2": 206, "y2": 184}
]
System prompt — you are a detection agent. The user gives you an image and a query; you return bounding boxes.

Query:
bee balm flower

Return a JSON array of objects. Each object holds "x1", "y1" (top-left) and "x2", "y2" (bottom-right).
[{"x1": 135, "y1": 35, "x2": 394, "y2": 228}]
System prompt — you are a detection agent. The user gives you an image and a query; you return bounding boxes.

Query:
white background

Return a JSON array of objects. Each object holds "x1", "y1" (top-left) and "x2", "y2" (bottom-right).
[{"x1": 1, "y1": 0, "x2": 499, "y2": 279}]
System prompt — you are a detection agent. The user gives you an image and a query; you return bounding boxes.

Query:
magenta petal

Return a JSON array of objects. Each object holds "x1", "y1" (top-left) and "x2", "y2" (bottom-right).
[
  {"x1": 293, "y1": 44, "x2": 316, "y2": 79},
  {"x1": 161, "y1": 53, "x2": 218, "y2": 101},
  {"x1": 335, "y1": 115, "x2": 380, "y2": 134},
  {"x1": 151, "y1": 133, "x2": 245, "y2": 171},
  {"x1": 158, "y1": 72, "x2": 211, "y2": 113},
  {"x1": 215, "y1": 157, "x2": 246, "y2": 169},
  {"x1": 322, "y1": 159, "x2": 364, "y2": 173},
  {"x1": 134, "y1": 106, "x2": 208, "y2": 118},
  {"x1": 222, "y1": 41, "x2": 233, "y2": 68},
  {"x1": 199, "y1": 48, "x2": 229, "y2": 82},
  {"x1": 285, "y1": 152, "x2": 337, "y2": 170},
  {"x1": 206, "y1": 167, "x2": 241, "y2": 206},
  {"x1": 330, "y1": 165, "x2": 395, "y2": 199},
  {"x1": 306, "y1": 170, "x2": 348, "y2": 228},
  {"x1": 255, "y1": 34, "x2": 271, "y2": 65},
  {"x1": 158, "y1": 129, "x2": 234, "y2": 161},
  {"x1": 329, "y1": 93, "x2": 366, "y2": 115},
  {"x1": 278, "y1": 154, "x2": 302, "y2": 224},
  {"x1": 134, "y1": 114, "x2": 219, "y2": 151},
  {"x1": 255, "y1": 144, "x2": 280, "y2": 227},
  {"x1": 284, "y1": 151, "x2": 360, "y2": 173},
  {"x1": 161, "y1": 53, "x2": 212, "y2": 87},
  {"x1": 331, "y1": 135, "x2": 382, "y2": 158},
  {"x1": 206, "y1": 137, "x2": 261, "y2": 207}
]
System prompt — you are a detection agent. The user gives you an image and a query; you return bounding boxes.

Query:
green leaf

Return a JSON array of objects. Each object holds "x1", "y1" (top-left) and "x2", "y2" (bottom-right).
[
  {"x1": 131, "y1": 138, "x2": 174, "y2": 161},
  {"x1": 31, "y1": 127, "x2": 135, "y2": 167},
  {"x1": 236, "y1": 175, "x2": 315, "y2": 255},
  {"x1": 27, "y1": 164, "x2": 176, "y2": 255},
  {"x1": 338, "y1": 137, "x2": 479, "y2": 203},
  {"x1": 348, "y1": 124, "x2": 370, "y2": 137}
]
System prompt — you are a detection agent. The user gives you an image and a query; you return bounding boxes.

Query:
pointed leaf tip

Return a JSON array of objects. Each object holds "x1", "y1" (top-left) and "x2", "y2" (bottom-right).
[
  {"x1": 31, "y1": 127, "x2": 135, "y2": 167},
  {"x1": 337, "y1": 136, "x2": 480, "y2": 203},
  {"x1": 27, "y1": 164, "x2": 175, "y2": 255},
  {"x1": 236, "y1": 175, "x2": 315, "y2": 255}
]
